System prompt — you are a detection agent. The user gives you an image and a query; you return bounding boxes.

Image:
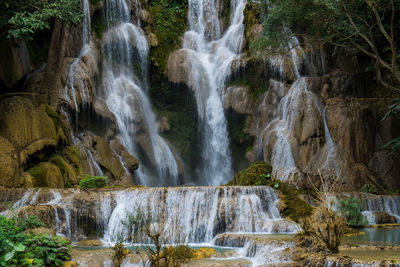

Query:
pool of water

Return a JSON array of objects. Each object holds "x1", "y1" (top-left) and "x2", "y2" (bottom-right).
[{"x1": 344, "y1": 227, "x2": 400, "y2": 246}]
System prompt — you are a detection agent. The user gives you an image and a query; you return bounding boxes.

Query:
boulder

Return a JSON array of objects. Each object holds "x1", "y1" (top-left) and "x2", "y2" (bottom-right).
[
  {"x1": 28, "y1": 162, "x2": 65, "y2": 188},
  {"x1": 93, "y1": 136, "x2": 126, "y2": 179},
  {"x1": 18, "y1": 204, "x2": 58, "y2": 228},
  {"x1": 109, "y1": 139, "x2": 139, "y2": 172},
  {"x1": 0, "y1": 96, "x2": 59, "y2": 149},
  {"x1": 372, "y1": 212, "x2": 398, "y2": 224},
  {"x1": 166, "y1": 49, "x2": 191, "y2": 85},
  {"x1": 140, "y1": 9, "x2": 151, "y2": 23},
  {"x1": 30, "y1": 227, "x2": 57, "y2": 236},
  {"x1": 148, "y1": 33, "x2": 158, "y2": 47},
  {"x1": 224, "y1": 86, "x2": 254, "y2": 115}
]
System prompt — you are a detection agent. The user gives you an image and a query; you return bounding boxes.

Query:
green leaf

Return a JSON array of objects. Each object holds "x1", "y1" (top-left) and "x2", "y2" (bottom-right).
[
  {"x1": 4, "y1": 250, "x2": 15, "y2": 261},
  {"x1": 12, "y1": 243, "x2": 26, "y2": 252}
]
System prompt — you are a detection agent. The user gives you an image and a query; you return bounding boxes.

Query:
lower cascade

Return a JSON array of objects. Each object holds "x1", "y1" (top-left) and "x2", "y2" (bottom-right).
[{"x1": 1, "y1": 187, "x2": 299, "y2": 243}]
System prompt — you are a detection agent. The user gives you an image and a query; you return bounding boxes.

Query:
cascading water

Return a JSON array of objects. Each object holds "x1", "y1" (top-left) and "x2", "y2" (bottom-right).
[
  {"x1": 181, "y1": 0, "x2": 246, "y2": 185},
  {"x1": 101, "y1": 0, "x2": 179, "y2": 186},
  {"x1": 64, "y1": 0, "x2": 93, "y2": 130},
  {"x1": 257, "y1": 37, "x2": 341, "y2": 180},
  {"x1": 4, "y1": 187, "x2": 300, "y2": 243}
]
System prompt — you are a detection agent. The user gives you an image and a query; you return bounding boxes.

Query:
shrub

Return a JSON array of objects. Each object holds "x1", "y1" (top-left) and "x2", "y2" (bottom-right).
[
  {"x1": 296, "y1": 207, "x2": 346, "y2": 254},
  {"x1": 79, "y1": 175, "x2": 107, "y2": 189},
  {"x1": 338, "y1": 197, "x2": 367, "y2": 227},
  {"x1": 0, "y1": 215, "x2": 71, "y2": 266}
]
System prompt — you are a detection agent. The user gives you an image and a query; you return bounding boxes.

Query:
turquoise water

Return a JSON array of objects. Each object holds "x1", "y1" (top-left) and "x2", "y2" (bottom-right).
[{"x1": 344, "y1": 227, "x2": 400, "y2": 246}]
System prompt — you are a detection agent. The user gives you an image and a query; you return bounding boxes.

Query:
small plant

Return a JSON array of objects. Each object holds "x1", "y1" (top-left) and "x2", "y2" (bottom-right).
[
  {"x1": 79, "y1": 175, "x2": 107, "y2": 188},
  {"x1": 0, "y1": 215, "x2": 71, "y2": 266},
  {"x1": 338, "y1": 197, "x2": 367, "y2": 227},
  {"x1": 361, "y1": 183, "x2": 377, "y2": 194}
]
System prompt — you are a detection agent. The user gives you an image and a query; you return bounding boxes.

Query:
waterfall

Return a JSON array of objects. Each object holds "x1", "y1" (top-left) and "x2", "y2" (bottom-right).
[
  {"x1": 363, "y1": 195, "x2": 400, "y2": 223},
  {"x1": 257, "y1": 37, "x2": 340, "y2": 181},
  {"x1": 101, "y1": 0, "x2": 179, "y2": 186},
  {"x1": 182, "y1": 0, "x2": 246, "y2": 185},
  {"x1": 64, "y1": 0, "x2": 93, "y2": 130},
  {"x1": 5, "y1": 187, "x2": 299, "y2": 243}
]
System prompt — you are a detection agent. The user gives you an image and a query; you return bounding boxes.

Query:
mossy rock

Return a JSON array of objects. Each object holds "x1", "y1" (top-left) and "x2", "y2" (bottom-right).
[
  {"x1": 0, "y1": 136, "x2": 19, "y2": 187},
  {"x1": 226, "y1": 162, "x2": 272, "y2": 186},
  {"x1": 28, "y1": 162, "x2": 64, "y2": 188},
  {"x1": 50, "y1": 155, "x2": 79, "y2": 186}
]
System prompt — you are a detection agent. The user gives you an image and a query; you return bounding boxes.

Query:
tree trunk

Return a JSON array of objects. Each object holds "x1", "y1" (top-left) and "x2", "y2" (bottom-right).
[{"x1": 43, "y1": 19, "x2": 70, "y2": 107}]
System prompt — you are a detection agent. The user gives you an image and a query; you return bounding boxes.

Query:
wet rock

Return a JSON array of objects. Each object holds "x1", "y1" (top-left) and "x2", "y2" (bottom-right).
[{"x1": 18, "y1": 204, "x2": 58, "y2": 228}]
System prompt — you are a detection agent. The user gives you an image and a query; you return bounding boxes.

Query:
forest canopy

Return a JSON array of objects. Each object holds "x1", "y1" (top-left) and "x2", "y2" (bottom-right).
[
  {"x1": 0, "y1": 0, "x2": 82, "y2": 39},
  {"x1": 253, "y1": 0, "x2": 400, "y2": 92}
]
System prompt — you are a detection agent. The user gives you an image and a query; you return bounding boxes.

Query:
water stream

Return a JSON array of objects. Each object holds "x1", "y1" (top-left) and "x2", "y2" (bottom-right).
[
  {"x1": 101, "y1": 0, "x2": 179, "y2": 186},
  {"x1": 181, "y1": 0, "x2": 246, "y2": 185}
]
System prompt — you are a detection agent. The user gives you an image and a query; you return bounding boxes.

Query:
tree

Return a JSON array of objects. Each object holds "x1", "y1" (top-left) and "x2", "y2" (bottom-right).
[
  {"x1": 0, "y1": 0, "x2": 82, "y2": 40},
  {"x1": 254, "y1": 0, "x2": 400, "y2": 92}
]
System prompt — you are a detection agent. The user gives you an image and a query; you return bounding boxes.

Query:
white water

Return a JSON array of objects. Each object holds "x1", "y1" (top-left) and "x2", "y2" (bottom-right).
[
  {"x1": 101, "y1": 0, "x2": 179, "y2": 186},
  {"x1": 181, "y1": 0, "x2": 247, "y2": 185},
  {"x1": 5, "y1": 187, "x2": 299, "y2": 242},
  {"x1": 64, "y1": 0, "x2": 93, "y2": 130},
  {"x1": 363, "y1": 195, "x2": 400, "y2": 224},
  {"x1": 102, "y1": 187, "x2": 299, "y2": 244},
  {"x1": 257, "y1": 37, "x2": 340, "y2": 181}
]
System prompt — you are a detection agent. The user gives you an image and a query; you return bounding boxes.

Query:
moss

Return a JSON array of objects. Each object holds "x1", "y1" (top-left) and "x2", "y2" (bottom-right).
[
  {"x1": 45, "y1": 105, "x2": 60, "y2": 130},
  {"x1": 243, "y1": 2, "x2": 262, "y2": 50},
  {"x1": 228, "y1": 57, "x2": 270, "y2": 101},
  {"x1": 148, "y1": 0, "x2": 188, "y2": 71},
  {"x1": 226, "y1": 162, "x2": 272, "y2": 186},
  {"x1": 278, "y1": 181, "x2": 313, "y2": 222},
  {"x1": 28, "y1": 165, "x2": 47, "y2": 187}
]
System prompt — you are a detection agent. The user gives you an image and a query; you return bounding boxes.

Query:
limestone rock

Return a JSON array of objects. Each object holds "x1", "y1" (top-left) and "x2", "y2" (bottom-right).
[
  {"x1": 325, "y1": 97, "x2": 376, "y2": 164},
  {"x1": 148, "y1": 33, "x2": 158, "y2": 47},
  {"x1": 140, "y1": 9, "x2": 151, "y2": 23},
  {"x1": 93, "y1": 136, "x2": 126, "y2": 179},
  {"x1": 28, "y1": 162, "x2": 65, "y2": 188},
  {"x1": 166, "y1": 49, "x2": 191, "y2": 85},
  {"x1": 224, "y1": 86, "x2": 253, "y2": 115},
  {"x1": 18, "y1": 204, "x2": 58, "y2": 228},
  {"x1": 0, "y1": 36, "x2": 31, "y2": 89},
  {"x1": 109, "y1": 139, "x2": 139, "y2": 173},
  {"x1": 0, "y1": 96, "x2": 58, "y2": 149},
  {"x1": 0, "y1": 137, "x2": 18, "y2": 187}
]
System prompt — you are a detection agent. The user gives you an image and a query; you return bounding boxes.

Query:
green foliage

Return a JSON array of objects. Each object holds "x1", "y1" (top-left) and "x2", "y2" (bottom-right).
[
  {"x1": 1, "y1": 0, "x2": 83, "y2": 39},
  {"x1": 227, "y1": 162, "x2": 272, "y2": 186},
  {"x1": 338, "y1": 197, "x2": 367, "y2": 227},
  {"x1": 79, "y1": 175, "x2": 107, "y2": 188},
  {"x1": 149, "y1": 0, "x2": 188, "y2": 70},
  {"x1": 361, "y1": 183, "x2": 377, "y2": 194},
  {"x1": 0, "y1": 215, "x2": 71, "y2": 266}
]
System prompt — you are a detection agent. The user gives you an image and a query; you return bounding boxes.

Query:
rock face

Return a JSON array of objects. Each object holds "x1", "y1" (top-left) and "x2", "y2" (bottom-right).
[{"x1": 0, "y1": 37, "x2": 31, "y2": 89}]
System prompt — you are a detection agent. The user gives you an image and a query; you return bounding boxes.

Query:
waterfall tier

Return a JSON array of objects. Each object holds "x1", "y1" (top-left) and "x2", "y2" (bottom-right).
[{"x1": 1, "y1": 187, "x2": 300, "y2": 243}]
